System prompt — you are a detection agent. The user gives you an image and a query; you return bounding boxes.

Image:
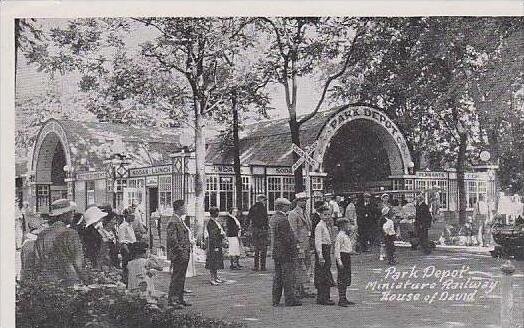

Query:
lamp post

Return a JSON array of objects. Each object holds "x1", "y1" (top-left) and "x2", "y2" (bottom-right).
[{"x1": 104, "y1": 153, "x2": 129, "y2": 211}]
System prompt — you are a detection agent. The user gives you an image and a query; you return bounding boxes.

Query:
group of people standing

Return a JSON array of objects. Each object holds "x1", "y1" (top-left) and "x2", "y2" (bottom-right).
[{"x1": 265, "y1": 192, "x2": 357, "y2": 307}]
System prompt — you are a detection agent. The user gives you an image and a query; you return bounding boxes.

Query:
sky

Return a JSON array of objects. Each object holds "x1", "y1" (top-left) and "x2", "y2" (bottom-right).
[{"x1": 15, "y1": 17, "x2": 334, "y2": 125}]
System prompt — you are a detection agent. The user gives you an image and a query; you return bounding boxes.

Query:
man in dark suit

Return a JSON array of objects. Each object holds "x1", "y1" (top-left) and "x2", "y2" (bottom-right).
[
  {"x1": 166, "y1": 200, "x2": 192, "y2": 308},
  {"x1": 356, "y1": 193, "x2": 376, "y2": 252},
  {"x1": 415, "y1": 194, "x2": 433, "y2": 255},
  {"x1": 272, "y1": 197, "x2": 301, "y2": 307},
  {"x1": 248, "y1": 194, "x2": 269, "y2": 271}
]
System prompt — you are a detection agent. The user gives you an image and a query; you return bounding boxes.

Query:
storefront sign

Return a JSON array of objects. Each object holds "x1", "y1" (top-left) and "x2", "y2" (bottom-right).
[
  {"x1": 267, "y1": 167, "x2": 293, "y2": 175},
  {"x1": 416, "y1": 171, "x2": 447, "y2": 179},
  {"x1": 129, "y1": 165, "x2": 172, "y2": 177},
  {"x1": 76, "y1": 171, "x2": 108, "y2": 181},
  {"x1": 205, "y1": 165, "x2": 250, "y2": 175},
  {"x1": 146, "y1": 176, "x2": 158, "y2": 187}
]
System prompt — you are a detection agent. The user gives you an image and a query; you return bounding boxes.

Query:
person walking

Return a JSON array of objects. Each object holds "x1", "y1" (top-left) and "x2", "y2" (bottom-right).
[
  {"x1": 474, "y1": 194, "x2": 493, "y2": 247},
  {"x1": 166, "y1": 200, "x2": 192, "y2": 308},
  {"x1": 415, "y1": 194, "x2": 432, "y2": 255},
  {"x1": 288, "y1": 192, "x2": 314, "y2": 298},
  {"x1": 334, "y1": 218, "x2": 356, "y2": 307},
  {"x1": 248, "y1": 194, "x2": 269, "y2": 271},
  {"x1": 226, "y1": 208, "x2": 243, "y2": 270},
  {"x1": 345, "y1": 197, "x2": 357, "y2": 226},
  {"x1": 34, "y1": 199, "x2": 89, "y2": 286},
  {"x1": 272, "y1": 198, "x2": 302, "y2": 307},
  {"x1": 206, "y1": 207, "x2": 226, "y2": 285},
  {"x1": 314, "y1": 204, "x2": 335, "y2": 305}
]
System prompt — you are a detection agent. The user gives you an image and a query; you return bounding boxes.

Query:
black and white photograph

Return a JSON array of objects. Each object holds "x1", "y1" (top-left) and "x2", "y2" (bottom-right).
[{"x1": 1, "y1": 1, "x2": 523, "y2": 328}]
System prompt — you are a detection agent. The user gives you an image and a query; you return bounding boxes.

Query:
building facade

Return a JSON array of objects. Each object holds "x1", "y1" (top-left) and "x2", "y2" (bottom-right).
[{"x1": 16, "y1": 106, "x2": 497, "y2": 223}]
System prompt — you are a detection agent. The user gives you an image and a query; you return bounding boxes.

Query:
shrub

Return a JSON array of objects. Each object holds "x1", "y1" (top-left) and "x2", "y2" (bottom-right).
[{"x1": 16, "y1": 271, "x2": 245, "y2": 328}]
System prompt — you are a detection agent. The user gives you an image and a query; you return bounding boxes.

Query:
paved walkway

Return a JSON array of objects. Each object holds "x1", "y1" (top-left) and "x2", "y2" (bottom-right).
[{"x1": 154, "y1": 248, "x2": 524, "y2": 328}]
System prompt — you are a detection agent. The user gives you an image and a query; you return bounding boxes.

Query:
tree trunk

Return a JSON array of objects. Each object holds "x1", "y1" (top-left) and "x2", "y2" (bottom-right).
[
  {"x1": 232, "y1": 92, "x2": 243, "y2": 212},
  {"x1": 194, "y1": 103, "x2": 206, "y2": 240},
  {"x1": 289, "y1": 119, "x2": 304, "y2": 193},
  {"x1": 487, "y1": 129, "x2": 501, "y2": 209},
  {"x1": 457, "y1": 132, "x2": 468, "y2": 226}
]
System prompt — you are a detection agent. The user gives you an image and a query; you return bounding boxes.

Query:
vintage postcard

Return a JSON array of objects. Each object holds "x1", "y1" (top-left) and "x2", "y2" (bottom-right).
[{"x1": 1, "y1": 1, "x2": 523, "y2": 328}]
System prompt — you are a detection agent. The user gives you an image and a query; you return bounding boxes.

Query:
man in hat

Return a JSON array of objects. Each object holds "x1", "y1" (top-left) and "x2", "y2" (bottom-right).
[
  {"x1": 34, "y1": 199, "x2": 89, "y2": 286},
  {"x1": 415, "y1": 193, "x2": 432, "y2": 254},
  {"x1": 356, "y1": 193, "x2": 375, "y2": 252},
  {"x1": 272, "y1": 197, "x2": 301, "y2": 307},
  {"x1": 166, "y1": 199, "x2": 192, "y2": 308},
  {"x1": 288, "y1": 192, "x2": 314, "y2": 298},
  {"x1": 248, "y1": 194, "x2": 269, "y2": 271}
]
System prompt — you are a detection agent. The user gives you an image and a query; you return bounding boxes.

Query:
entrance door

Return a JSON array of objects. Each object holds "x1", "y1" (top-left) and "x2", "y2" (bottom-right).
[{"x1": 148, "y1": 187, "x2": 159, "y2": 216}]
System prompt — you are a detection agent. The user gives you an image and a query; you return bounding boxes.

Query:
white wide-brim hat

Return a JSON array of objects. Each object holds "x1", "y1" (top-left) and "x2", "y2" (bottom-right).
[
  {"x1": 49, "y1": 199, "x2": 77, "y2": 217},
  {"x1": 84, "y1": 206, "x2": 108, "y2": 227}
]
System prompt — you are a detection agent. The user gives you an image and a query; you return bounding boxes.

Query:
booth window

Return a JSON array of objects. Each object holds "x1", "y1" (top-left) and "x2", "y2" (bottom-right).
[
  {"x1": 311, "y1": 177, "x2": 323, "y2": 191},
  {"x1": 159, "y1": 175, "x2": 172, "y2": 211},
  {"x1": 86, "y1": 180, "x2": 96, "y2": 205},
  {"x1": 125, "y1": 178, "x2": 144, "y2": 208},
  {"x1": 36, "y1": 185, "x2": 50, "y2": 211},
  {"x1": 242, "y1": 176, "x2": 250, "y2": 210},
  {"x1": 437, "y1": 180, "x2": 448, "y2": 209},
  {"x1": 467, "y1": 180, "x2": 477, "y2": 209},
  {"x1": 267, "y1": 176, "x2": 295, "y2": 211},
  {"x1": 205, "y1": 176, "x2": 218, "y2": 211},
  {"x1": 219, "y1": 176, "x2": 234, "y2": 212}
]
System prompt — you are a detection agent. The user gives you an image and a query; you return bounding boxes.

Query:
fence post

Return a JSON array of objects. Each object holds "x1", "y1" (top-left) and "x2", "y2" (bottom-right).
[{"x1": 500, "y1": 260, "x2": 515, "y2": 328}]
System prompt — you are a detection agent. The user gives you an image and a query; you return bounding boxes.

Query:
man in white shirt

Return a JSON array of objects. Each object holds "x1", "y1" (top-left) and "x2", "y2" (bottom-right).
[
  {"x1": 314, "y1": 205, "x2": 335, "y2": 305},
  {"x1": 382, "y1": 208, "x2": 397, "y2": 265}
]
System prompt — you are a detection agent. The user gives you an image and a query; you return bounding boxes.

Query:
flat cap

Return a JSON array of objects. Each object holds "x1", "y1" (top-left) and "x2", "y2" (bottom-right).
[{"x1": 274, "y1": 198, "x2": 291, "y2": 207}]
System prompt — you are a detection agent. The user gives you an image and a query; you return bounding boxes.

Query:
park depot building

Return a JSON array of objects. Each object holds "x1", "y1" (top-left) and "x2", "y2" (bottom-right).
[{"x1": 16, "y1": 105, "x2": 497, "y2": 221}]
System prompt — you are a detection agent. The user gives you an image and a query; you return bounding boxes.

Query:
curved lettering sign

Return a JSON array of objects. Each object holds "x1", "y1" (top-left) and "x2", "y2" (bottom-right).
[{"x1": 314, "y1": 106, "x2": 412, "y2": 175}]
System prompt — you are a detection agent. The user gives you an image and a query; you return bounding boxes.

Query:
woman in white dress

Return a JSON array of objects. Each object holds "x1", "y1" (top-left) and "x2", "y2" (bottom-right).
[{"x1": 226, "y1": 208, "x2": 243, "y2": 270}]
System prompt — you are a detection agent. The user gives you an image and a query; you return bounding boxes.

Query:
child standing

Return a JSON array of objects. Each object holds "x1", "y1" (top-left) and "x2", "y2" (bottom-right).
[
  {"x1": 127, "y1": 241, "x2": 164, "y2": 302},
  {"x1": 382, "y1": 209, "x2": 397, "y2": 265},
  {"x1": 334, "y1": 218, "x2": 356, "y2": 307}
]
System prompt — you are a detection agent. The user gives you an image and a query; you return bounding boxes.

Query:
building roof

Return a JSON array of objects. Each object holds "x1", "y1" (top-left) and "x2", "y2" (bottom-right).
[
  {"x1": 206, "y1": 108, "x2": 338, "y2": 166},
  {"x1": 34, "y1": 119, "x2": 191, "y2": 173}
]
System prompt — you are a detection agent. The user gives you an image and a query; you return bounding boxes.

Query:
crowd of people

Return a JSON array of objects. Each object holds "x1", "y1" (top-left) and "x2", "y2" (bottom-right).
[{"x1": 14, "y1": 190, "x2": 438, "y2": 310}]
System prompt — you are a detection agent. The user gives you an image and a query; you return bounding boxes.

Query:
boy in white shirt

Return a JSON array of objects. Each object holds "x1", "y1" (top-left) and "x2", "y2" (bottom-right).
[
  {"x1": 334, "y1": 218, "x2": 356, "y2": 307},
  {"x1": 382, "y1": 209, "x2": 397, "y2": 265}
]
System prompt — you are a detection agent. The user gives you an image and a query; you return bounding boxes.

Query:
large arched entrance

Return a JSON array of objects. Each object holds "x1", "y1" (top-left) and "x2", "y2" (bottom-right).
[
  {"x1": 31, "y1": 120, "x2": 72, "y2": 212},
  {"x1": 314, "y1": 106, "x2": 412, "y2": 194}
]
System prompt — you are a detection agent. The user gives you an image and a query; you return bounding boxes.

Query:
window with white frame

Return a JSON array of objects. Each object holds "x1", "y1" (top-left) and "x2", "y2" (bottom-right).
[
  {"x1": 86, "y1": 180, "x2": 96, "y2": 205},
  {"x1": 311, "y1": 177, "x2": 323, "y2": 191},
  {"x1": 267, "y1": 176, "x2": 295, "y2": 211},
  {"x1": 125, "y1": 178, "x2": 144, "y2": 208},
  {"x1": 241, "y1": 176, "x2": 250, "y2": 210},
  {"x1": 467, "y1": 180, "x2": 477, "y2": 209},
  {"x1": 36, "y1": 185, "x2": 50, "y2": 211},
  {"x1": 159, "y1": 175, "x2": 172, "y2": 212},
  {"x1": 219, "y1": 176, "x2": 234, "y2": 212},
  {"x1": 437, "y1": 180, "x2": 448, "y2": 209},
  {"x1": 205, "y1": 176, "x2": 218, "y2": 212}
]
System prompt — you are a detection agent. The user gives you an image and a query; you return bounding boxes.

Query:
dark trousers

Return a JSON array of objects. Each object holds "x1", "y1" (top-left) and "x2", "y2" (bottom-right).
[
  {"x1": 169, "y1": 258, "x2": 189, "y2": 303},
  {"x1": 315, "y1": 244, "x2": 333, "y2": 303},
  {"x1": 416, "y1": 225, "x2": 431, "y2": 254},
  {"x1": 254, "y1": 246, "x2": 267, "y2": 270},
  {"x1": 120, "y1": 243, "x2": 133, "y2": 286},
  {"x1": 384, "y1": 235, "x2": 396, "y2": 263},
  {"x1": 273, "y1": 260, "x2": 298, "y2": 305},
  {"x1": 337, "y1": 253, "x2": 351, "y2": 302}
]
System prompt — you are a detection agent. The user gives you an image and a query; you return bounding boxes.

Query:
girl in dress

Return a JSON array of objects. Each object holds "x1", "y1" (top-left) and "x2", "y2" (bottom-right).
[{"x1": 226, "y1": 208, "x2": 243, "y2": 270}]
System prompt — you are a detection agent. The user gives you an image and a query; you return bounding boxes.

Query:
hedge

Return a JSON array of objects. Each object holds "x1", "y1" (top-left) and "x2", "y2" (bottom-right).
[{"x1": 16, "y1": 269, "x2": 245, "y2": 328}]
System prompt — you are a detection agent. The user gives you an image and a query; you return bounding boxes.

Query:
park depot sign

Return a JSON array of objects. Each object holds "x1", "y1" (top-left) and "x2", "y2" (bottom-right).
[{"x1": 314, "y1": 106, "x2": 413, "y2": 175}]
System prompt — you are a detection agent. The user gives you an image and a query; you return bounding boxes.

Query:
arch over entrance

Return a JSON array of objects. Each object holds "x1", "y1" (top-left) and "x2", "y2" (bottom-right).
[
  {"x1": 313, "y1": 106, "x2": 412, "y2": 192},
  {"x1": 31, "y1": 120, "x2": 73, "y2": 209}
]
